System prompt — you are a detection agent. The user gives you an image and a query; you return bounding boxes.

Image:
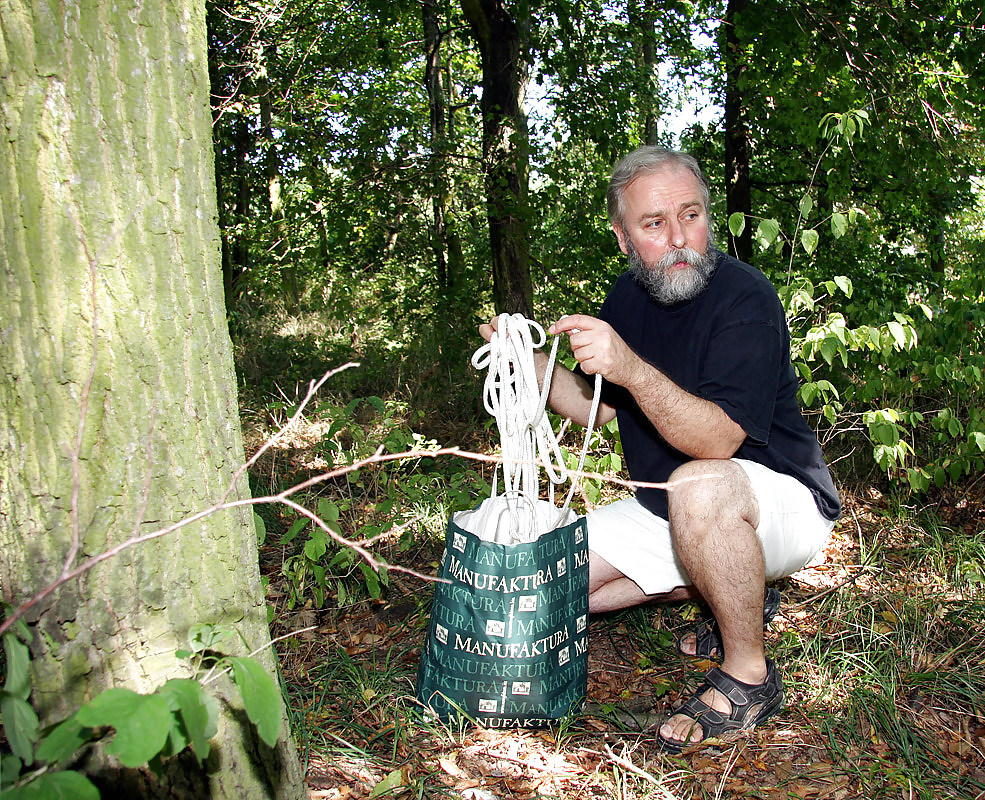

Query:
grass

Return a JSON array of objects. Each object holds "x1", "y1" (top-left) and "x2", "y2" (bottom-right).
[{"x1": 236, "y1": 312, "x2": 985, "y2": 800}]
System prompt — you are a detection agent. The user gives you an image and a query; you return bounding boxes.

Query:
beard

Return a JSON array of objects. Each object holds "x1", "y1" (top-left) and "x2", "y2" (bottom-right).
[{"x1": 628, "y1": 239, "x2": 717, "y2": 305}]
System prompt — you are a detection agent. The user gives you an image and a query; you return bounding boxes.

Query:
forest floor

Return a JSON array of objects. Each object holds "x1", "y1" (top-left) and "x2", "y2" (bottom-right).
[{"x1": 250, "y1": 415, "x2": 985, "y2": 800}]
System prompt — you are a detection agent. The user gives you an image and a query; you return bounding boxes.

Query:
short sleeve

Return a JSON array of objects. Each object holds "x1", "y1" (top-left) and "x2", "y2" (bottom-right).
[{"x1": 699, "y1": 321, "x2": 783, "y2": 445}]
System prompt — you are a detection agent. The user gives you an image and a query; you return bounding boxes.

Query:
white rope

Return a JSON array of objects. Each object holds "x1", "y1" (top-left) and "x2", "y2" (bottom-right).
[{"x1": 470, "y1": 313, "x2": 603, "y2": 542}]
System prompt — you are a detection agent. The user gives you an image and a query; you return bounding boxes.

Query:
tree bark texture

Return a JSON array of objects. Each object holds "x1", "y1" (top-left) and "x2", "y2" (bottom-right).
[
  {"x1": 0, "y1": 2, "x2": 305, "y2": 798},
  {"x1": 724, "y1": 0, "x2": 753, "y2": 264},
  {"x1": 460, "y1": 0, "x2": 534, "y2": 317},
  {"x1": 628, "y1": 0, "x2": 660, "y2": 145}
]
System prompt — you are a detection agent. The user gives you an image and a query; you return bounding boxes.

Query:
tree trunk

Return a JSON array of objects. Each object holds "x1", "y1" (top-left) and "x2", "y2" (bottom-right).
[
  {"x1": 423, "y1": 0, "x2": 463, "y2": 292},
  {"x1": 724, "y1": 0, "x2": 753, "y2": 263},
  {"x1": 460, "y1": 0, "x2": 534, "y2": 317},
  {"x1": 0, "y1": 2, "x2": 305, "y2": 798},
  {"x1": 629, "y1": 0, "x2": 660, "y2": 145}
]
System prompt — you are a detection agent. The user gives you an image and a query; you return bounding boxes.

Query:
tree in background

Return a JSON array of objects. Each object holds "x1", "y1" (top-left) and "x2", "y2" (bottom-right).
[
  {"x1": 461, "y1": 0, "x2": 535, "y2": 316},
  {"x1": 0, "y1": 1, "x2": 305, "y2": 796},
  {"x1": 708, "y1": 0, "x2": 984, "y2": 292}
]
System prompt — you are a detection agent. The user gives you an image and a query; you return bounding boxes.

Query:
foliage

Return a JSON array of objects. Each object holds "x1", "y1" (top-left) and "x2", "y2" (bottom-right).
[
  {"x1": 0, "y1": 622, "x2": 284, "y2": 798},
  {"x1": 214, "y1": 0, "x2": 984, "y2": 500},
  {"x1": 259, "y1": 393, "x2": 489, "y2": 611},
  {"x1": 719, "y1": 108, "x2": 985, "y2": 494}
]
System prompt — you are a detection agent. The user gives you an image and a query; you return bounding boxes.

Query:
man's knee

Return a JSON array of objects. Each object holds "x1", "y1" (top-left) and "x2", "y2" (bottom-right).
[{"x1": 667, "y1": 459, "x2": 759, "y2": 530}]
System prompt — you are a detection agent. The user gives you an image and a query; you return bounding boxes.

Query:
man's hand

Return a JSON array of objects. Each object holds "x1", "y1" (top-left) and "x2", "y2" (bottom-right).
[
  {"x1": 478, "y1": 318, "x2": 498, "y2": 343},
  {"x1": 550, "y1": 314, "x2": 642, "y2": 388},
  {"x1": 552, "y1": 314, "x2": 746, "y2": 458}
]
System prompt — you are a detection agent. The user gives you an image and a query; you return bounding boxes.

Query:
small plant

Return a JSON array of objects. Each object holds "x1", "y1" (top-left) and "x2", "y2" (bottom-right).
[{"x1": 0, "y1": 622, "x2": 284, "y2": 798}]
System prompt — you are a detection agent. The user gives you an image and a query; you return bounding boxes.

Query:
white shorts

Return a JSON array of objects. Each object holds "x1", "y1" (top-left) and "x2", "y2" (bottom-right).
[{"x1": 586, "y1": 459, "x2": 836, "y2": 595}]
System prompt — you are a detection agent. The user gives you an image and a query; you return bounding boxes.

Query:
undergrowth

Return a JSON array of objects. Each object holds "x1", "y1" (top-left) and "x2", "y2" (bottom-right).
[{"x1": 234, "y1": 308, "x2": 984, "y2": 800}]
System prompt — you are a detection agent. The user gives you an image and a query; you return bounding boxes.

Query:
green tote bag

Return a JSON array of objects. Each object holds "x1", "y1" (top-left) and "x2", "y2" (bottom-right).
[{"x1": 416, "y1": 497, "x2": 589, "y2": 727}]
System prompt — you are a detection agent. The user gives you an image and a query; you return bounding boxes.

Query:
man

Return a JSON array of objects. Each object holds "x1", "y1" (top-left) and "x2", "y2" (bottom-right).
[{"x1": 479, "y1": 146, "x2": 840, "y2": 752}]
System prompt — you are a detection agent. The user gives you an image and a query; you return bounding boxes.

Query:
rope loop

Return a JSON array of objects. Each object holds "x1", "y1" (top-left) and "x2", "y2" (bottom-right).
[{"x1": 472, "y1": 313, "x2": 602, "y2": 541}]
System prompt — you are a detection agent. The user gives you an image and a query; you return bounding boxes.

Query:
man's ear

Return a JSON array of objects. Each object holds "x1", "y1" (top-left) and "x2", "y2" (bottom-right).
[{"x1": 612, "y1": 222, "x2": 629, "y2": 255}]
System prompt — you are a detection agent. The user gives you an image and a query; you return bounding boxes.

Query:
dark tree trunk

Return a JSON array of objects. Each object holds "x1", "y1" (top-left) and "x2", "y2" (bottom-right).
[
  {"x1": 629, "y1": 0, "x2": 660, "y2": 145},
  {"x1": 460, "y1": 0, "x2": 534, "y2": 317}
]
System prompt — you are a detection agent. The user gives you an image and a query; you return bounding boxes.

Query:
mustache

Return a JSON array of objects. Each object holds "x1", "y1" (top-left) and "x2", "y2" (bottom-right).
[{"x1": 655, "y1": 247, "x2": 707, "y2": 271}]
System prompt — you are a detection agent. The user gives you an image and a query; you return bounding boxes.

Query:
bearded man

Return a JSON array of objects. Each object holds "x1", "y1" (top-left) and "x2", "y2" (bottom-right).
[{"x1": 479, "y1": 146, "x2": 840, "y2": 752}]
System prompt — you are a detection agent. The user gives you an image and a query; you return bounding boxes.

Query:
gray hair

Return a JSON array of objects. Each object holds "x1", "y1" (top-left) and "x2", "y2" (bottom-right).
[{"x1": 607, "y1": 146, "x2": 712, "y2": 227}]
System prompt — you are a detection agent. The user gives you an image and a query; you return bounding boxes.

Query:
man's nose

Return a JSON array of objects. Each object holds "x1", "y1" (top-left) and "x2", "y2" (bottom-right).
[{"x1": 667, "y1": 220, "x2": 686, "y2": 249}]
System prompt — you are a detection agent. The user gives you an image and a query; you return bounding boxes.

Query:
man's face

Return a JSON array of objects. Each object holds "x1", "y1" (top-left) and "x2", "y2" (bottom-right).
[{"x1": 612, "y1": 164, "x2": 716, "y2": 304}]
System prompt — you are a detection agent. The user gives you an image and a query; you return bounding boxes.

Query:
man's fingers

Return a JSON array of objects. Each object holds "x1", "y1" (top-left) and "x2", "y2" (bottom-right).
[{"x1": 550, "y1": 313, "x2": 596, "y2": 335}]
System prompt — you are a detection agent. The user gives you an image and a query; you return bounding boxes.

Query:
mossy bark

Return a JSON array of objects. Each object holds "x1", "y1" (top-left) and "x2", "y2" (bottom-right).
[{"x1": 0, "y1": 1, "x2": 305, "y2": 797}]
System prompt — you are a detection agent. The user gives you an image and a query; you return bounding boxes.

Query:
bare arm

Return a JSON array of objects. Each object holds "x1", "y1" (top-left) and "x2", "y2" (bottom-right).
[{"x1": 550, "y1": 314, "x2": 746, "y2": 459}]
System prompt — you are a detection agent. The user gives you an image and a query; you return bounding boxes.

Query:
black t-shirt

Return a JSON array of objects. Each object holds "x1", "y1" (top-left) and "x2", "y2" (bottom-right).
[{"x1": 592, "y1": 250, "x2": 841, "y2": 522}]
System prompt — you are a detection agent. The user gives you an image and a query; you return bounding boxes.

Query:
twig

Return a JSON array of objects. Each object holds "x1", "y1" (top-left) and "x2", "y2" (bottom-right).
[
  {"x1": 202, "y1": 625, "x2": 318, "y2": 686},
  {"x1": 583, "y1": 745, "x2": 658, "y2": 784}
]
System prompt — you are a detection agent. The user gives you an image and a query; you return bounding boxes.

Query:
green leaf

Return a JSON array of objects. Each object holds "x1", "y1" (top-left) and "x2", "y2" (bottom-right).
[
  {"x1": 158, "y1": 679, "x2": 214, "y2": 763},
  {"x1": 970, "y1": 432, "x2": 985, "y2": 453},
  {"x1": 317, "y1": 498, "x2": 340, "y2": 523},
  {"x1": 227, "y1": 657, "x2": 282, "y2": 748},
  {"x1": 369, "y1": 768, "x2": 406, "y2": 798},
  {"x1": 871, "y1": 422, "x2": 900, "y2": 446},
  {"x1": 1, "y1": 694, "x2": 39, "y2": 763},
  {"x1": 1, "y1": 753, "x2": 22, "y2": 789},
  {"x1": 35, "y1": 716, "x2": 90, "y2": 765},
  {"x1": 755, "y1": 218, "x2": 780, "y2": 249},
  {"x1": 798, "y1": 193, "x2": 814, "y2": 219},
  {"x1": 279, "y1": 516, "x2": 308, "y2": 545},
  {"x1": 3, "y1": 634, "x2": 32, "y2": 701},
  {"x1": 800, "y1": 229, "x2": 819, "y2": 255},
  {"x1": 727, "y1": 212, "x2": 746, "y2": 237},
  {"x1": 358, "y1": 563, "x2": 382, "y2": 599},
  {"x1": 886, "y1": 321, "x2": 908, "y2": 349},
  {"x1": 833, "y1": 275, "x2": 853, "y2": 297},
  {"x1": 2, "y1": 770, "x2": 101, "y2": 800},
  {"x1": 187, "y1": 623, "x2": 233, "y2": 653},
  {"x1": 304, "y1": 529, "x2": 328, "y2": 561},
  {"x1": 74, "y1": 688, "x2": 172, "y2": 768},
  {"x1": 830, "y1": 212, "x2": 848, "y2": 239},
  {"x1": 253, "y1": 512, "x2": 267, "y2": 545}
]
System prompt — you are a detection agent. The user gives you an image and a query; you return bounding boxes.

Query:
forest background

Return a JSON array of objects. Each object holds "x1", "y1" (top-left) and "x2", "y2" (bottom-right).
[
  {"x1": 214, "y1": 0, "x2": 984, "y2": 497},
  {"x1": 2, "y1": 0, "x2": 984, "y2": 797},
  {"x1": 214, "y1": 0, "x2": 985, "y2": 794}
]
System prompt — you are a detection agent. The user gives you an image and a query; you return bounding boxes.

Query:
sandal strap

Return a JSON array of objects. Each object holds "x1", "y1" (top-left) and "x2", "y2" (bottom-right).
[
  {"x1": 665, "y1": 660, "x2": 784, "y2": 743},
  {"x1": 705, "y1": 663, "x2": 779, "y2": 710}
]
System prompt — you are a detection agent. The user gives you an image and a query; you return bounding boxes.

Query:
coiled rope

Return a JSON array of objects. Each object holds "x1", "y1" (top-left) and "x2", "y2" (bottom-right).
[{"x1": 470, "y1": 313, "x2": 603, "y2": 541}]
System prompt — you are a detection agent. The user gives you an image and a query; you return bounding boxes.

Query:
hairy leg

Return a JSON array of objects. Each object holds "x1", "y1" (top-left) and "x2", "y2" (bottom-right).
[
  {"x1": 588, "y1": 552, "x2": 695, "y2": 614},
  {"x1": 660, "y1": 459, "x2": 768, "y2": 747}
]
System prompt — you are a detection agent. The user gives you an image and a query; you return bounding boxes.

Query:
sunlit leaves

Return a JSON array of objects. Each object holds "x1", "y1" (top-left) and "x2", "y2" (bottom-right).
[
  {"x1": 755, "y1": 218, "x2": 780, "y2": 249},
  {"x1": 819, "y1": 108, "x2": 870, "y2": 145},
  {"x1": 801, "y1": 228, "x2": 819, "y2": 255}
]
